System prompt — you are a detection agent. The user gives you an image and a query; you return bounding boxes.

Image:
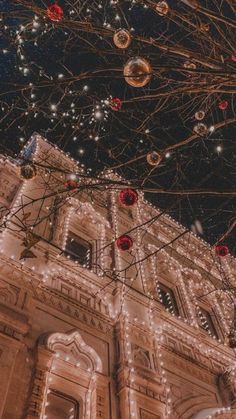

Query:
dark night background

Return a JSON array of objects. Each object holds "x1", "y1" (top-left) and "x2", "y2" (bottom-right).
[{"x1": 0, "y1": 0, "x2": 235, "y2": 254}]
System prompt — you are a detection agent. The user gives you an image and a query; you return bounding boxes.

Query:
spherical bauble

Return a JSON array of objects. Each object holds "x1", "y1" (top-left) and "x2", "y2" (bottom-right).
[
  {"x1": 218, "y1": 100, "x2": 228, "y2": 110},
  {"x1": 156, "y1": 1, "x2": 169, "y2": 16},
  {"x1": 215, "y1": 245, "x2": 229, "y2": 257},
  {"x1": 110, "y1": 97, "x2": 122, "y2": 111},
  {"x1": 147, "y1": 151, "x2": 161, "y2": 166},
  {"x1": 20, "y1": 163, "x2": 37, "y2": 180},
  {"x1": 193, "y1": 123, "x2": 208, "y2": 136},
  {"x1": 119, "y1": 188, "x2": 138, "y2": 206},
  {"x1": 113, "y1": 29, "x2": 131, "y2": 49},
  {"x1": 124, "y1": 57, "x2": 152, "y2": 88},
  {"x1": 231, "y1": 55, "x2": 236, "y2": 62},
  {"x1": 200, "y1": 23, "x2": 210, "y2": 32},
  {"x1": 116, "y1": 235, "x2": 133, "y2": 251},
  {"x1": 195, "y1": 110, "x2": 205, "y2": 121},
  {"x1": 47, "y1": 4, "x2": 64, "y2": 22},
  {"x1": 183, "y1": 61, "x2": 196, "y2": 70},
  {"x1": 64, "y1": 179, "x2": 78, "y2": 190}
]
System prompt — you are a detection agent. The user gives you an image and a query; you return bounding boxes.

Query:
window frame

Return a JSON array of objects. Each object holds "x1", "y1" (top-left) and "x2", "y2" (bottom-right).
[
  {"x1": 64, "y1": 230, "x2": 92, "y2": 269},
  {"x1": 45, "y1": 388, "x2": 80, "y2": 419},
  {"x1": 157, "y1": 280, "x2": 183, "y2": 318},
  {"x1": 197, "y1": 305, "x2": 219, "y2": 339}
]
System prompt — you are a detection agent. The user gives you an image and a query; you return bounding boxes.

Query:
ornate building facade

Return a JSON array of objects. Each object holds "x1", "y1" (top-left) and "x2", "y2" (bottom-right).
[{"x1": 0, "y1": 133, "x2": 236, "y2": 419}]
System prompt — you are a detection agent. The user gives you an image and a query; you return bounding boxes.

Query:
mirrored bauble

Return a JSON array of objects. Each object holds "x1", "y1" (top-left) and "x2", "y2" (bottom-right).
[
  {"x1": 64, "y1": 179, "x2": 78, "y2": 191},
  {"x1": 20, "y1": 163, "x2": 37, "y2": 180},
  {"x1": 113, "y1": 29, "x2": 132, "y2": 49},
  {"x1": 116, "y1": 235, "x2": 133, "y2": 251},
  {"x1": 195, "y1": 110, "x2": 205, "y2": 121},
  {"x1": 156, "y1": 1, "x2": 169, "y2": 16},
  {"x1": 124, "y1": 57, "x2": 152, "y2": 88},
  {"x1": 110, "y1": 97, "x2": 122, "y2": 111},
  {"x1": 215, "y1": 245, "x2": 229, "y2": 257},
  {"x1": 218, "y1": 100, "x2": 228, "y2": 110},
  {"x1": 193, "y1": 123, "x2": 208, "y2": 136},
  {"x1": 119, "y1": 188, "x2": 138, "y2": 206},
  {"x1": 47, "y1": 4, "x2": 64, "y2": 22},
  {"x1": 146, "y1": 151, "x2": 161, "y2": 166}
]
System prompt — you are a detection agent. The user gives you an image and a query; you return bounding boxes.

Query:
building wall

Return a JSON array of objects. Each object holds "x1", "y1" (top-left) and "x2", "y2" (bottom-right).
[{"x1": 0, "y1": 134, "x2": 235, "y2": 419}]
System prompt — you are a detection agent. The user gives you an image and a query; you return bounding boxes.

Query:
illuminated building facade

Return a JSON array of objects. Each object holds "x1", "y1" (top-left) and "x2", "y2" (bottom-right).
[{"x1": 0, "y1": 134, "x2": 235, "y2": 419}]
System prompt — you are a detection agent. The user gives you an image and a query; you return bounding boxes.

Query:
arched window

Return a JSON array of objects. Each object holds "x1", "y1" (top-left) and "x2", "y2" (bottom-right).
[
  {"x1": 25, "y1": 330, "x2": 109, "y2": 419},
  {"x1": 45, "y1": 389, "x2": 79, "y2": 419}
]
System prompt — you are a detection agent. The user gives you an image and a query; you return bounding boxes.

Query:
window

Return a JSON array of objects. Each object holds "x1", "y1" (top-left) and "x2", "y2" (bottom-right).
[
  {"x1": 197, "y1": 306, "x2": 219, "y2": 339},
  {"x1": 158, "y1": 283, "x2": 179, "y2": 316},
  {"x1": 65, "y1": 232, "x2": 92, "y2": 268},
  {"x1": 45, "y1": 390, "x2": 79, "y2": 419}
]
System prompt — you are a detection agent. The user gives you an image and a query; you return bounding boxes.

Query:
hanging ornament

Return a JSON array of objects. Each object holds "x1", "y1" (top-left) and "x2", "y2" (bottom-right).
[
  {"x1": 110, "y1": 97, "x2": 122, "y2": 111},
  {"x1": 119, "y1": 188, "x2": 138, "y2": 206},
  {"x1": 231, "y1": 55, "x2": 236, "y2": 62},
  {"x1": 20, "y1": 163, "x2": 37, "y2": 180},
  {"x1": 200, "y1": 23, "x2": 210, "y2": 32},
  {"x1": 116, "y1": 235, "x2": 133, "y2": 251},
  {"x1": 156, "y1": 1, "x2": 169, "y2": 16},
  {"x1": 215, "y1": 245, "x2": 229, "y2": 257},
  {"x1": 47, "y1": 4, "x2": 64, "y2": 22},
  {"x1": 218, "y1": 100, "x2": 228, "y2": 110},
  {"x1": 124, "y1": 57, "x2": 152, "y2": 88},
  {"x1": 194, "y1": 110, "x2": 205, "y2": 121},
  {"x1": 113, "y1": 29, "x2": 132, "y2": 49},
  {"x1": 183, "y1": 61, "x2": 196, "y2": 70},
  {"x1": 64, "y1": 179, "x2": 78, "y2": 190},
  {"x1": 193, "y1": 123, "x2": 208, "y2": 136},
  {"x1": 147, "y1": 151, "x2": 161, "y2": 166}
]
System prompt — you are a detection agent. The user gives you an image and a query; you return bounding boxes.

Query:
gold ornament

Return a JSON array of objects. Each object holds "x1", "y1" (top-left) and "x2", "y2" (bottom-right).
[
  {"x1": 147, "y1": 151, "x2": 161, "y2": 166},
  {"x1": 124, "y1": 57, "x2": 152, "y2": 88},
  {"x1": 183, "y1": 61, "x2": 196, "y2": 70},
  {"x1": 194, "y1": 110, "x2": 205, "y2": 121},
  {"x1": 200, "y1": 23, "x2": 210, "y2": 32},
  {"x1": 113, "y1": 29, "x2": 132, "y2": 49},
  {"x1": 20, "y1": 163, "x2": 37, "y2": 180},
  {"x1": 156, "y1": 1, "x2": 169, "y2": 16},
  {"x1": 193, "y1": 123, "x2": 208, "y2": 136}
]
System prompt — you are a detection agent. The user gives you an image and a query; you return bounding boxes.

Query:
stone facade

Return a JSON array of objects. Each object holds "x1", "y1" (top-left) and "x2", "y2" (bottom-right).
[{"x1": 0, "y1": 134, "x2": 236, "y2": 419}]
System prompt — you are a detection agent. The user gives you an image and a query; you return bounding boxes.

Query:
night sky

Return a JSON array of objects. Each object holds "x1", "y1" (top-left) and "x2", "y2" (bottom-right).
[{"x1": 0, "y1": 0, "x2": 236, "y2": 253}]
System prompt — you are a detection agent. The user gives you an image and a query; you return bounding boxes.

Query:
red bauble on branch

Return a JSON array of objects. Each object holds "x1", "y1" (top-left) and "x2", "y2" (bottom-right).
[
  {"x1": 116, "y1": 235, "x2": 133, "y2": 251},
  {"x1": 218, "y1": 100, "x2": 228, "y2": 110},
  {"x1": 47, "y1": 4, "x2": 64, "y2": 22},
  {"x1": 119, "y1": 188, "x2": 138, "y2": 206},
  {"x1": 64, "y1": 179, "x2": 78, "y2": 191},
  {"x1": 110, "y1": 97, "x2": 122, "y2": 111},
  {"x1": 215, "y1": 245, "x2": 229, "y2": 257}
]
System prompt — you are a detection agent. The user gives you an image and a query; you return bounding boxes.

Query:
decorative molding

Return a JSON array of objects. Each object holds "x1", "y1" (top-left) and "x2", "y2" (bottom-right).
[
  {"x1": 140, "y1": 409, "x2": 161, "y2": 419},
  {"x1": 35, "y1": 287, "x2": 113, "y2": 335},
  {"x1": 46, "y1": 329, "x2": 102, "y2": 373}
]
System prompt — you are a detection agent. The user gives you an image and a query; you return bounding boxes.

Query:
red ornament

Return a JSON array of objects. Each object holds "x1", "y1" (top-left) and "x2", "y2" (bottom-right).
[
  {"x1": 64, "y1": 179, "x2": 78, "y2": 191},
  {"x1": 47, "y1": 4, "x2": 64, "y2": 22},
  {"x1": 116, "y1": 235, "x2": 133, "y2": 251},
  {"x1": 119, "y1": 188, "x2": 138, "y2": 206},
  {"x1": 110, "y1": 97, "x2": 122, "y2": 111},
  {"x1": 231, "y1": 55, "x2": 236, "y2": 62},
  {"x1": 218, "y1": 100, "x2": 228, "y2": 110},
  {"x1": 215, "y1": 245, "x2": 229, "y2": 257}
]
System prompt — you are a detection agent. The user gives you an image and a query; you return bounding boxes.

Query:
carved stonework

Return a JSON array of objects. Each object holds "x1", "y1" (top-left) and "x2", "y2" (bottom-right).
[
  {"x1": 132, "y1": 344, "x2": 151, "y2": 369},
  {"x1": 35, "y1": 287, "x2": 112, "y2": 334},
  {"x1": 140, "y1": 408, "x2": 161, "y2": 419},
  {"x1": 219, "y1": 367, "x2": 236, "y2": 406},
  {"x1": 25, "y1": 348, "x2": 52, "y2": 419}
]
